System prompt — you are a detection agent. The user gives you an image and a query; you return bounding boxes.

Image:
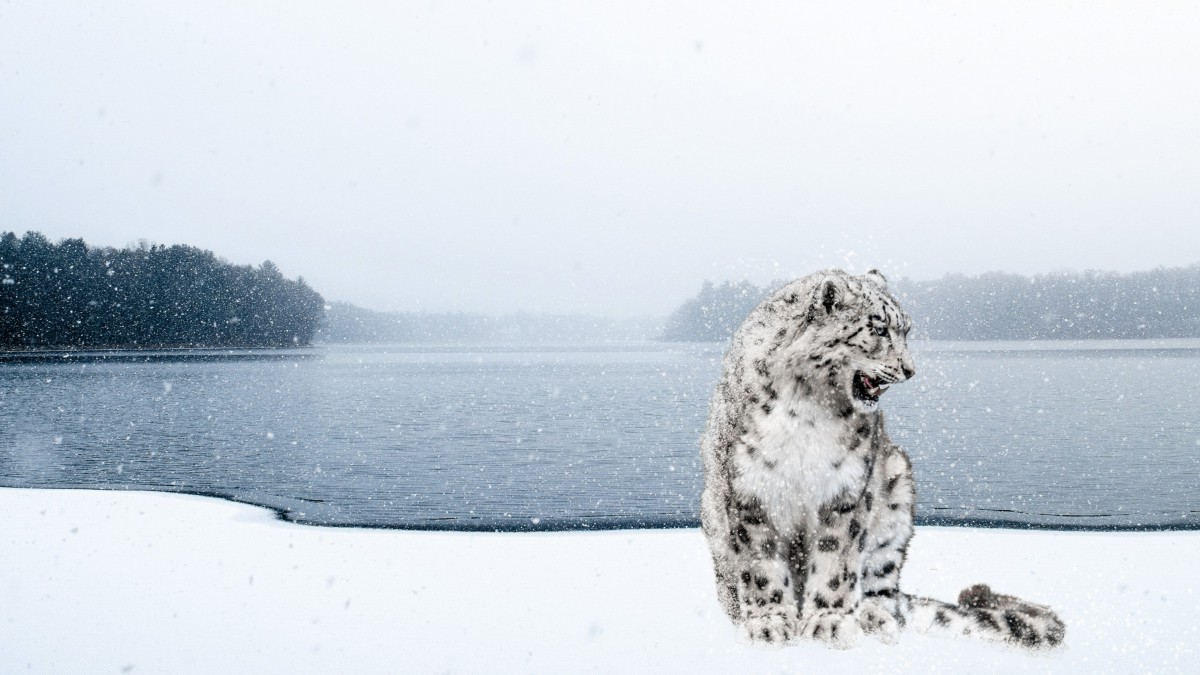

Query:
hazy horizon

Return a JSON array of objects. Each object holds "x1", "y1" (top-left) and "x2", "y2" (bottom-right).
[
  {"x1": 4, "y1": 2, "x2": 1199, "y2": 318},
  {"x1": 10, "y1": 226, "x2": 1198, "y2": 320}
]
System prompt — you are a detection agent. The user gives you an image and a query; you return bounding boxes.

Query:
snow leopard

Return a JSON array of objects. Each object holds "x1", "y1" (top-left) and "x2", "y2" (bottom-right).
[{"x1": 700, "y1": 268, "x2": 1065, "y2": 649}]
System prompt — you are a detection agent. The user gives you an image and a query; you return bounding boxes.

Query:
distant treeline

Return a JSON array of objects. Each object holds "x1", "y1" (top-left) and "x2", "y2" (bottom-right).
[
  {"x1": 659, "y1": 280, "x2": 767, "y2": 342},
  {"x1": 319, "y1": 301, "x2": 661, "y2": 344},
  {"x1": 662, "y1": 266, "x2": 1200, "y2": 341},
  {"x1": 0, "y1": 231, "x2": 325, "y2": 349}
]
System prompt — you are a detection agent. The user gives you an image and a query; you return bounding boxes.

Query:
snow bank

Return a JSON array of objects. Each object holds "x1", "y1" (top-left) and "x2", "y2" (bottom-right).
[{"x1": 2, "y1": 488, "x2": 1195, "y2": 673}]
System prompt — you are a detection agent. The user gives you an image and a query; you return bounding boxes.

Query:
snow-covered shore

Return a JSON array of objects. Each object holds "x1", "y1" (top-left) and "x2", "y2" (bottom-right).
[{"x1": 2, "y1": 488, "x2": 1195, "y2": 673}]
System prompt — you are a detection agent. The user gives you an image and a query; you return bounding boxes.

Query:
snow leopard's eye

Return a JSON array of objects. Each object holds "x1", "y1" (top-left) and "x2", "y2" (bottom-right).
[{"x1": 872, "y1": 324, "x2": 889, "y2": 338}]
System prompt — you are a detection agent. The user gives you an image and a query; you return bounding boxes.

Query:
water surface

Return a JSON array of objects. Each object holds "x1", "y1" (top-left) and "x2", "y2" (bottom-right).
[{"x1": 1, "y1": 341, "x2": 1197, "y2": 530}]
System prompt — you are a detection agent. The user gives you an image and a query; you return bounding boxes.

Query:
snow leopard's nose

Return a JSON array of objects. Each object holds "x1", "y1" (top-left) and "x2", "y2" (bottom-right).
[{"x1": 902, "y1": 363, "x2": 916, "y2": 379}]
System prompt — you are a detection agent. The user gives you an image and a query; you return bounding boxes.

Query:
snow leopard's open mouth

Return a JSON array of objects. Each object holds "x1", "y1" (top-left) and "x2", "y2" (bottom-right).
[{"x1": 852, "y1": 371, "x2": 889, "y2": 404}]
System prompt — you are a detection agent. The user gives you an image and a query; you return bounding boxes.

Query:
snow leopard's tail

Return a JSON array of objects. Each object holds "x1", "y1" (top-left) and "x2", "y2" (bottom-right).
[{"x1": 900, "y1": 585, "x2": 1065, "y2": 649}]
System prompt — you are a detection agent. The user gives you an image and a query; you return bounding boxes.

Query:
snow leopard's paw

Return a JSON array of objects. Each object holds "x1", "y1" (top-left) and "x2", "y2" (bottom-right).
[
  {"x1": 857, "y1": 599, "x2": 900, "y2": 645},
  {"x1": 740, "y1": 613, "x2": 800, "y2": 646},
  {"x1": 801, "y1": 610, "x2": 862, "y2": 649}
]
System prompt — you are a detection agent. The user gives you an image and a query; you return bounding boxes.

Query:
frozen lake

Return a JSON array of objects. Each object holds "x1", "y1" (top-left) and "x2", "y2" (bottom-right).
[{"x1": 1, "y1": 341, "x2": 1197, "y2": 530}]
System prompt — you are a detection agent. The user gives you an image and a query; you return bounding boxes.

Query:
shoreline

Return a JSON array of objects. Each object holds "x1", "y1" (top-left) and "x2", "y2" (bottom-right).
[
  {"x1": 2, "y1": 484, "x2": 1196, "y2": 533},
  {"x1": 0, "y1": 346, "x2": 319, "y2": 363},
  {"x1": 3, "y1": 486, "x2": 1196, "y2": 673}
]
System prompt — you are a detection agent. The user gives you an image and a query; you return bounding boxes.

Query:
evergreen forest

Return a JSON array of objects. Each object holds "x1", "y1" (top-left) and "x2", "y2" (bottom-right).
[
  {"x1": 662, "y1": 266, "x2": 1200, "y2": 341},
  {"x1": 0, "y1": 231, "x2": 325, "y2": 350},
  {"x1": 6, "y1": 230, "x2": 1198, "y2": 348}
]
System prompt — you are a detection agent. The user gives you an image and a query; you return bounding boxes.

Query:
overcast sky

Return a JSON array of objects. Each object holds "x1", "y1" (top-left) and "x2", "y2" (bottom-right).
[{"x1": 2, "y1": 2, "x2": 1198, "y2": 317}]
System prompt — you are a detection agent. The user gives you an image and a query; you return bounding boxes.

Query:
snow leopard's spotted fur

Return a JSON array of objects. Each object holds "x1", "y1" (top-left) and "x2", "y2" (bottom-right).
[{"x1": 700, "y1": 269, "x2": 1065, "y2": 649}]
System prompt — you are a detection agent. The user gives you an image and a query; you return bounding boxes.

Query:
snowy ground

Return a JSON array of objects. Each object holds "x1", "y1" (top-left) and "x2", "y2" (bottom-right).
[{"x1": 2, "y1": 488, "x2": 1196, "y2": 674}]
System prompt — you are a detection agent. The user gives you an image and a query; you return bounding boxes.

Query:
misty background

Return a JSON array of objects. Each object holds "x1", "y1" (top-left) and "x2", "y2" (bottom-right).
[
  {"x1": 4, "y1": 3, "x2": 1200, "y2": 540},
  {"x1": 4, "y1": 229, "x2": 1196, "y2": 348},
  {"x1": 3, "y1": 2, "x2": 1199, "y2": 320}
]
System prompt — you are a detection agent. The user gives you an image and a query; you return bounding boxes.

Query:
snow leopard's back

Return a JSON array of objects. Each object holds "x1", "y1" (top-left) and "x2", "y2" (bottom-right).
[{"x1": 699, "y1": 274, "x2": 826, "y2": 619}]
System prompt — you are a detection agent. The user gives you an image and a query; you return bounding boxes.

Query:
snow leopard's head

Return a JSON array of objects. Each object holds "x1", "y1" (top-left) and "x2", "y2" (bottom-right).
[{"x1": 773, "y1": 269, "x2": 915, "y2": 415}]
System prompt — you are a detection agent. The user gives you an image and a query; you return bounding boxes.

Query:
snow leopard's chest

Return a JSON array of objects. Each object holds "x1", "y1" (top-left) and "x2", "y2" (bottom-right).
[{"x1": 733, "y1": 402, "x2": 870, "y2": 533}]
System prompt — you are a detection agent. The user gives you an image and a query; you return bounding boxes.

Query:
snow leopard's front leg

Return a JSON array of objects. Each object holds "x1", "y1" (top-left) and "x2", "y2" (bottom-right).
[
  {"x1": 728, "y1": 496, "x2": 801, "y2": 644},
  {"x1": 856, "y1": 447, "x2": 915, "y2": 643},
  {"x1": 798, "y1": 497, "x2": 867, "y2": 649}
]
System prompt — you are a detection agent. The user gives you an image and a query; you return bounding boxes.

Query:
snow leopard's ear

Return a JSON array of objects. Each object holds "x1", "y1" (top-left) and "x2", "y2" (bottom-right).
[
  {"x1": 864, "y1": 268, "x2": 888, "y2": 289},
  {"x1": 820, "y1": 276, "x2": 845, "y2": 314}
]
